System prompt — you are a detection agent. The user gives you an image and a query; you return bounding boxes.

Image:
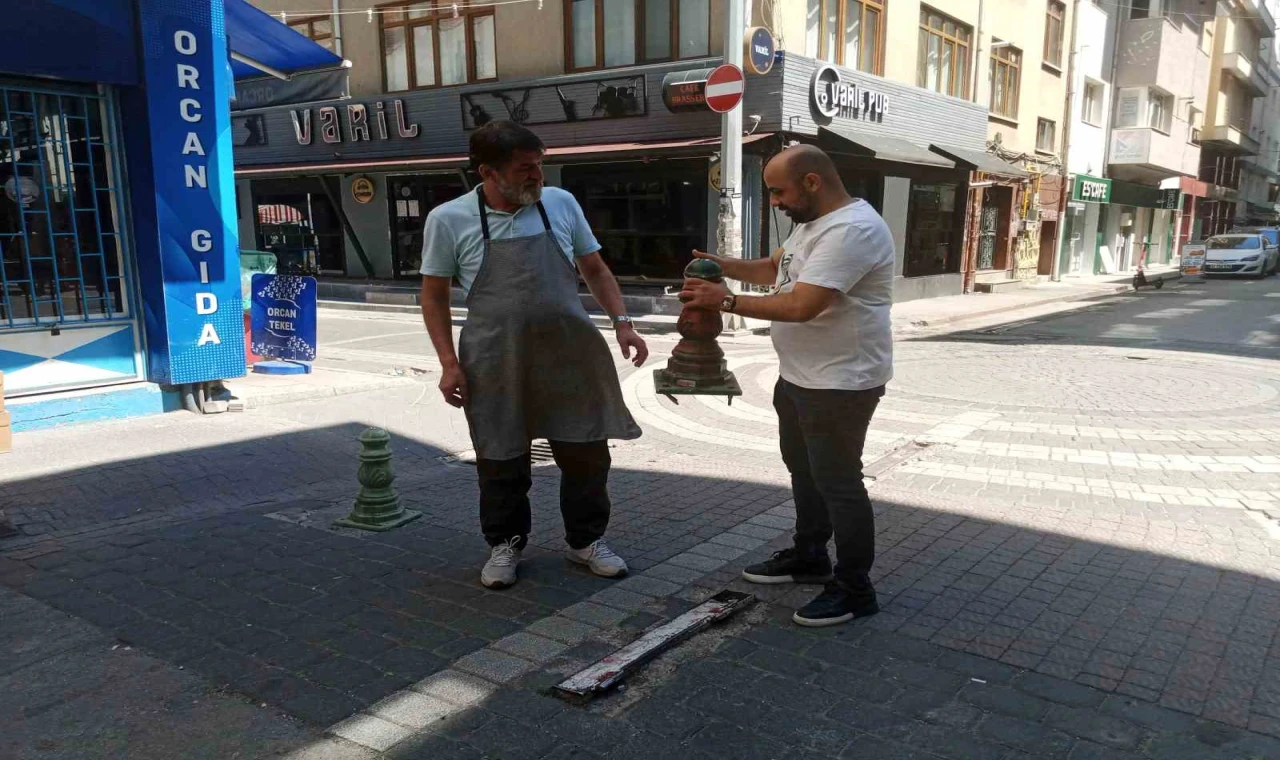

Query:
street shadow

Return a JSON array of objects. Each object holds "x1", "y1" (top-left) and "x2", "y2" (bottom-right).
[
  {"x1": 0, "y1": 421, "x2": 455, "y2": 539},
  {"x1": 309, "y1": 475, "x2": 1280, "y2": 760},
  {"x1": 907, "y1": 279, "x2": 1280, "y2": 362},
  {"x1": 0, "y1": 423, "x2": 794, "y2": 734},
  {"x1": 1, "y1": 428, "x2": 1279, "y2": 757}
]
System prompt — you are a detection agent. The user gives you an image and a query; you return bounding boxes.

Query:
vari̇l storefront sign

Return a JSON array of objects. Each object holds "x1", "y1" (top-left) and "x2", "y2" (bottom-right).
[
  {"x1": 133, "y1": 1, "x2": 245, "y2": 385},
  {"x1": 810, "y1": 65, "x2": 888, "y2": 122},
  {"x1": 1071, "y1": 174, "x2": 1112, "y2": 204},
  {"x1": 291, "y1": 100, "x2": 420, "y2": 145}
]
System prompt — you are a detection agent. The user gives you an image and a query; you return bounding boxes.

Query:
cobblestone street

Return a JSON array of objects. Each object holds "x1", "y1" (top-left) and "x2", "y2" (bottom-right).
[{"x1": 2, "y1": 276, "x2": 1279, "y2": 759}]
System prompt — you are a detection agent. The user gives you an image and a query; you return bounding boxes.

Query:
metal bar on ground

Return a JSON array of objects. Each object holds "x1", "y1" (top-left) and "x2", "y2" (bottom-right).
[{"x1": 553, "y1": 590, "x2": 754, "y2": 701}]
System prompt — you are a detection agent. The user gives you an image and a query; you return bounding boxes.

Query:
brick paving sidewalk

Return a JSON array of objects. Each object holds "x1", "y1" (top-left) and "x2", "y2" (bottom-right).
[{"x1": 4, "y1": 317, "x2": 1280, "y2": 758}]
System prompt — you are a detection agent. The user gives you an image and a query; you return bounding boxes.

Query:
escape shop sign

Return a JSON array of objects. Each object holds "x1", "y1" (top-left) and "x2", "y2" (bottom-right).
[{"x1": 250, "y1": 274, "x2": 318, "y2": 362}]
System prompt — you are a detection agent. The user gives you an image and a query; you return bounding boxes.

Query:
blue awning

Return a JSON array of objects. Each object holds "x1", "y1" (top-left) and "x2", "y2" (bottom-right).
[{"x1": 225, "y1": 0, "x2": 343, "y2": 80}]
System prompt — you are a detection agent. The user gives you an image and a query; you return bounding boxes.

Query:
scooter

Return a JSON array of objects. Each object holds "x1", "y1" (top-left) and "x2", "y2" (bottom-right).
[{"x1": 1132, "y1": 242, "x2": 1164, "y2": 290}]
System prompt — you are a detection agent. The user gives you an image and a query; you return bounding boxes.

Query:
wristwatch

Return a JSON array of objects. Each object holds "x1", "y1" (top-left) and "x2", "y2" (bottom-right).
[
  {"x1": 612, "y1": 315, "x2": 634, "y2": 328},
  {"x1": 720, "y1": 294, "x2": 737, "y2": 313}
]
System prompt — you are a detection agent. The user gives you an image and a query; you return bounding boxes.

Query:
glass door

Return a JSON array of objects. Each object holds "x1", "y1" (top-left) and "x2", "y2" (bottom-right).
[{"x1": 388, "y1": 175, "x2": 467, "y2": 280}]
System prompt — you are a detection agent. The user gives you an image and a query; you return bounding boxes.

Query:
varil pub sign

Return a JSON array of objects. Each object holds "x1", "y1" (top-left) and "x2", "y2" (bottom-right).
[{"x1": 291, "y1": 100, "x2": 420, "y2": 145}]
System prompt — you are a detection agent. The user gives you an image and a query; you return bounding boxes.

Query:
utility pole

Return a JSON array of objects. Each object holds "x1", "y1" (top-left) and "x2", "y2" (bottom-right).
[
  {"x1": 718, "y1": 0, "x2": 746, "y2": 329},
  {"x1": 1054, "y1": 0, "x2": 1081, "y2": 281}
]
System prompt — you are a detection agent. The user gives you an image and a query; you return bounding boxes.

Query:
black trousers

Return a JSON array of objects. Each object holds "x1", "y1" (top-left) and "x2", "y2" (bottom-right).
[
  {"x1": 774, "y1": 378, "x2": 885, "y2": 588},
  {"x1": 476, "y1": 440, "x2": 611, "y2": 551}
]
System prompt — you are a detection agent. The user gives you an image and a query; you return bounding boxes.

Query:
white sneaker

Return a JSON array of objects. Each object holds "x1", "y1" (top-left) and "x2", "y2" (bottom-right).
[
  {"x1": 481, "y1": 537, "x2": 522, "y2": 589},
  {"x1": 567, "y1": 539, "x2": 628, "y2": 578}
]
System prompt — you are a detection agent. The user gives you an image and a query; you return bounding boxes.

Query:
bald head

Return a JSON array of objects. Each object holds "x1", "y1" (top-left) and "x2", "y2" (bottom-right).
[
  {"x1": 763, "y1": 144, "x2": 850, "y2": 224},
  {"x1": 768, "y1": 144, "x2": 843, "y2": 188}
]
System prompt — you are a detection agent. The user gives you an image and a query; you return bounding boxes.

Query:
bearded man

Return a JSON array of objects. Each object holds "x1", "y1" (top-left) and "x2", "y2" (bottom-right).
[{"x1": 420, "y1": 121, "x2": 647, "y2": 589}]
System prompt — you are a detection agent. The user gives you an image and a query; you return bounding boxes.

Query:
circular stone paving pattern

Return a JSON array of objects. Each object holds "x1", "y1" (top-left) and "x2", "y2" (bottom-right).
[{"x1": 891, "y1": 346, "x2": 1280, "y2": 414}]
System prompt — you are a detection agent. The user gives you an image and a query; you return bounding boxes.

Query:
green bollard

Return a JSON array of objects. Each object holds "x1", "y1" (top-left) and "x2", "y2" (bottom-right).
[{"x1": 333, "y1": 427, "x2": 422, "y2": 531}]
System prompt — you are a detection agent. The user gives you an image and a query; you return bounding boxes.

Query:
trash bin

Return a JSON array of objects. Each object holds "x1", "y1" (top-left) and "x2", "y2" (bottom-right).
[{"x1": 240, "y1": 250, "x2": 277, "y2": 365}]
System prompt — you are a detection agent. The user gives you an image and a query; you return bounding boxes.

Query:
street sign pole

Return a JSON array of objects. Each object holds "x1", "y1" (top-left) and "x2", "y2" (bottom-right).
[{"x1": 719, "y1": 0, "x2": 745, "y2": 330}]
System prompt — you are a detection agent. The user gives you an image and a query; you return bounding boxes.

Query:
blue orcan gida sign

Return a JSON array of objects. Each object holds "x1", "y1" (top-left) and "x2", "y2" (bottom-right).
[
  {"x1": 250, "y1": 274, "x2": 318, "y2": 362},
  {"x1": 129, "y1": 0, "x2": 246, "y2": 385}
]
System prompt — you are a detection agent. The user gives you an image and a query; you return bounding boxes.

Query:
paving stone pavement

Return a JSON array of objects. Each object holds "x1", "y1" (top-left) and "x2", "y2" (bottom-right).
[{"x1": 4, "y1": 282, "x2": 1280, "y2": 758}]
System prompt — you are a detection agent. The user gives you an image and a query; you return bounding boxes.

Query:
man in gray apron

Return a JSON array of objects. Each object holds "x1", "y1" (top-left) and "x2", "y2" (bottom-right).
[{"x1": 420, "y1": 121, "x2": 647, "y2": 589}]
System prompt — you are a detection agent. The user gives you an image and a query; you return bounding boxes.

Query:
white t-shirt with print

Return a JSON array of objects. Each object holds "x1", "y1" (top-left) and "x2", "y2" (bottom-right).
[{"x1": 769, "y1": 199, "x2": 895, "y2": 391}]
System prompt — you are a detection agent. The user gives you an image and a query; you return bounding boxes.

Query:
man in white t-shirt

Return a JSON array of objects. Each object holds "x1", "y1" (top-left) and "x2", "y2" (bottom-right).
[{"x1": 680, "y1": 144, "x2": 894, "y2": 627}]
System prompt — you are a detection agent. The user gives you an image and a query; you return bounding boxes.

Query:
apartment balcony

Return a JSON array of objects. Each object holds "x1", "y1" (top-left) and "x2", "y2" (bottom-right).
[
  {"x1": 1109, "y1": 127, "x2": 1199, "y2": 183},
  {"x1": 1200, "y1": 124, "x2": 1261, "y2": 155},
  {"x1": 1239, "y1": 0, "x2": 1276, "y2": 40},
  {"x1": 1115, "y1": 17, "x2": 1209, "y2": 99},
  {"x1": 1221, "y1": 51, "x2": 1268, "y2": 97}
]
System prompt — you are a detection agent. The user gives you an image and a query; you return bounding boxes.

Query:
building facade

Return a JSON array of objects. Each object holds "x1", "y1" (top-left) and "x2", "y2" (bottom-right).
[
  {"x1": 1196, "y1": 0, "x2": 1275, "y2": 235},
  {"x1": 1237, "y1": 0, "x2": 1280, "y2": 226},
  {"x1": 0, "y1": 0, "x2": 335, "y2": 428},
  {"x1": 1058, "y1": 0, "x2": 1277, "y2": 276},
  {"x1": 239, "y1": 0, "x2": 1079, "y2": 298}
]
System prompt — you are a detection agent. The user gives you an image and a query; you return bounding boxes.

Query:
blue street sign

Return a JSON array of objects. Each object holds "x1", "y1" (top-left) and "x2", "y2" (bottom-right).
[
  {"x1": 746, "y1": 27, "x2": 776, "y2": 76},
  {"x1": 250, "y1": 274, "x2": 318, "y2": 362}
]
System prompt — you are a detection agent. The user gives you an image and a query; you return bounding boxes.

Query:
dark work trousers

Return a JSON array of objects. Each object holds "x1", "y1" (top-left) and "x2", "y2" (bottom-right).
[
  {"x1": 476, "y1": 440, "x2": 612, "y2": 551},
  {"x1": 774, "y1": 378, "x2": 885, "y2": 588}
]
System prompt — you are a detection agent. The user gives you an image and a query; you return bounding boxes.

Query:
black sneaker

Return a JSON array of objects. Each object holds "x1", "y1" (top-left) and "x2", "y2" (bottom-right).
[
  {"x1": 792, "y1": 582, "x2": 879, "y2": 627},
  {"x1": 741, "y1": 548, "x2": 834, "y2": 585}
]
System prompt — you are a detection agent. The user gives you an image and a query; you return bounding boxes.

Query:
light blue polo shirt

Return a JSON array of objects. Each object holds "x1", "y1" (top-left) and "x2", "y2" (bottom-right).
[{"x1": 419, "y1": 186, "x2": 601, "y2": 294}]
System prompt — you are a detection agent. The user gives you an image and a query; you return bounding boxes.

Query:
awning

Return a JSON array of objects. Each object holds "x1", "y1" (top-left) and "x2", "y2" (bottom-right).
[
  {"x1": 232, "y1": 66, "x2": 350, "y2": 111},
  {"x1": 235, "y1": 133, "x2": 774, "y2": 177},
  {"x1": 818, "y1": 126, "x2": 955, "y2": 168},
  {"x1": 225, "y1": 0, "x2": 344, "y2": 81},
  {"x1": 929, "y1": 144, "x2": 1030, "y2": 178}
]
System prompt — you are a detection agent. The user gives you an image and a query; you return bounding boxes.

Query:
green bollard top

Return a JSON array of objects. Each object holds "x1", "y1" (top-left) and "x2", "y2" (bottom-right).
[
  {"x1": 684, "y1": 258, "x2": 723, "y2": 281},
  {"x1": 360, "y1": 427, "x2": 390, "y2": 444}
]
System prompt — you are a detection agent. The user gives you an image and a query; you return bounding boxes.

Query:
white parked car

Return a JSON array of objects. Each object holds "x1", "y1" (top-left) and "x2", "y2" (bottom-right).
[{"x1": 1203, "y1": 234, "x2": 1280, "y2": 277}]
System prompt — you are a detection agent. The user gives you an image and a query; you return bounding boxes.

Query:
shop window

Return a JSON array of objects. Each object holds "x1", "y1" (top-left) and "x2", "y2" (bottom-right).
[
  {"x1": 1044, "y1": 1, "x2": 1065, "y2": 69},
  {"x1": 252, "y1": 179, "x2": 346, "y2": 275},
  {"x1": 567, "y1": 0, "x2": 709, "y2": 72},
  {"x1": 803, "y1": 0, "x2": 885, "y2": 75},
  {"x1": 917, "y1": 7, "x2": 972, "y2": 99},
  {"x1": 989, "y1": 43, "x2": 1021, "y2": 120},
  {"x1": 560, "y1": 162, "x2": 707, "y2": 281},
  {"x1": 286, "y1": 14, "x2": 335, "y2": 51},
  {"x1": 1083, "y1": 80, "x2": 1103, "y2": 125},
  {"x1": 904, "y1": 183, "x2": 961, "y2": 277},
  {"x1": 1, "y1": 87, "x2": 130, "y2": 327},
  {"x1": 1036, "y1": 118, "x2": 1056, "y2": 153},
  {"x1": 380, "y1": 1, "x2": 496, "y2": 92}
]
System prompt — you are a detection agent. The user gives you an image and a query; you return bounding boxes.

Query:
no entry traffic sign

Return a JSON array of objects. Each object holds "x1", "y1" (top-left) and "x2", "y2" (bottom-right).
[{"x1": 705, "y1": 64, "x2": 744, "y2": 113}]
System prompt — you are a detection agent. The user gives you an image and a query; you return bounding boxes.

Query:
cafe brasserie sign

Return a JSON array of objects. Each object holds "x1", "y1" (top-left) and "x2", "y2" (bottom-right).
[{"x1": 811, "y1": 64, "x2": 888, "y2": 122}]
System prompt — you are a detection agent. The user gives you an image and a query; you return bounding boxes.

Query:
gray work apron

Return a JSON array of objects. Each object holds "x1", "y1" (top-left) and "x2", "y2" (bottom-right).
[{"x1": 458, "y1": 187, "x2": 641, "y2": 461}]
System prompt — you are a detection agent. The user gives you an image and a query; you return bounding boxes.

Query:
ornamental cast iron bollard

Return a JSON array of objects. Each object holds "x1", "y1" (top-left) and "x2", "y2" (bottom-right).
[
  {"x1": 653, "y1": 258, "x2": 742, "y2": 403},
  {"x1": 334, "y1": 427, "x2": 422, "y2": 531}
]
